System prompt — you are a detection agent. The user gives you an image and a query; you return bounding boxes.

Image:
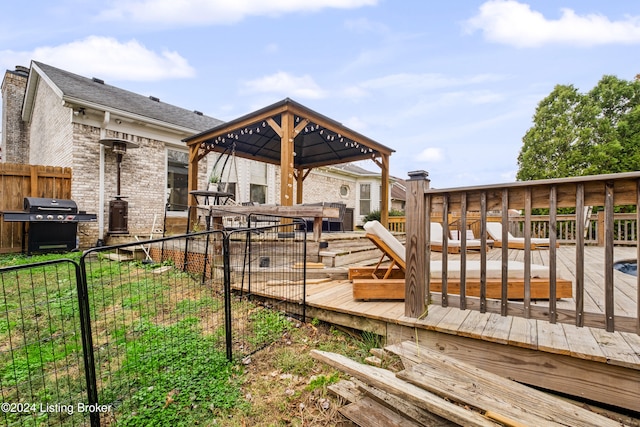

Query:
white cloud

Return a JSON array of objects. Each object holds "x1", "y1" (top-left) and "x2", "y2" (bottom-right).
[
  {"x1": 264, "y1": 43, "x2": 280, "y2": 54},
  {"x1": 0, "y1": 36, "x2": 194, "y2": 81},
  {"x1": 357, "y1": 72, "x2": 505, "y2": 94},
  {"x1": 465, "y1": 0, "x2": 640, "y2": 48},
  {"x1": 242, "y1": 72, "x2": 327, "y2": 99},
  {"x1": 344, "y1": 17, "x2": 387, "y2": 34},
  {"x1": 99, "y1": 0, "x2": 377, "y2": 25},
  {"x1": 417, "y1": 147, "x2": 444, "y2": 163}
]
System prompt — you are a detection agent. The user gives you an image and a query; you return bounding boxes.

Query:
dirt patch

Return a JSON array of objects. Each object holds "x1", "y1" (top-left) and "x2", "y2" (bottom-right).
[{"x1": 229, "y1": 321, "x2": 370, "y2": 426}]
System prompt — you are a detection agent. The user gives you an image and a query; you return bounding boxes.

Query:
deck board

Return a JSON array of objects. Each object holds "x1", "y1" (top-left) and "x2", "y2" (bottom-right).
[
  {"x1": 481, "y1": 313, "x2": 512, "y2": 344},
  {"x1": 433, "y1": 307, "x2": 470, "y2": 334},
  {"x1": 589, "y1": 328, "x2": 640, "y2": 369},
  {"x1": 562, "y1": 323, "x2": 607, "y2": 363},
  {"x1": 508, "y1": 316, "x2": 537, "y2": 349}
]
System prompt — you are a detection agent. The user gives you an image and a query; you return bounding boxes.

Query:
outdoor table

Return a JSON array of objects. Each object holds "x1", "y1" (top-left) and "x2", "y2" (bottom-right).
[
  {"x1": 207, "y1": 205, "x2": 339, "y2": 242},
  {"x1": 189, "y1": 190, "x2": 234, "y2": 206}
]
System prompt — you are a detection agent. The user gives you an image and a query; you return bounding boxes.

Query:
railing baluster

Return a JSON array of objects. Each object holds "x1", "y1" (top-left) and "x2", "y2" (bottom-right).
[
  {"x1": 604, "y1": 181, "x2": 615, "y2": 332},
  {"x1": 524, "y1": 187, "x2": 532, "y2": 318},
  {"x1": 501, "y1": 189, "x2": 509, "y2": 316},
  {"x1": 460, "y1": 193, "x2": 467, "y2": 310},
  {"x1": 637, "y1": 179, "x2": 640, "y2": 334},
  {"x1": 576, "y1": 184, "x2": 585, "y2": 327},
  {"x1": 441, "y1": 194, "x2": 449, "y2": 307},
  {"x1": 549, "y1": 185, "x2": 558, "y2": 324},
  {"x1": 480, "y1": 192, "x2": 487, "y2": 314}
]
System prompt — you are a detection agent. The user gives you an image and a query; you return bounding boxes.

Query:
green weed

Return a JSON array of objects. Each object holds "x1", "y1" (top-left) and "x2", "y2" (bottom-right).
[
  {"x1": 103, "y1": 319, "x2": 244, "y2": 426},
  {"x1": 248, "y1": 309, "x2": 292, "y2": 347}
]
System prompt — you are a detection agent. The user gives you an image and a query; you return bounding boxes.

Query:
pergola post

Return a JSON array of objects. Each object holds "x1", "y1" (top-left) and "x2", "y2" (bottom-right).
[
  {"x1": 188, "y1": 144, "x2": 200, "y2": 208},
  {"x1": 380, "y1": 153, "x2": 390, "y2": 227},
  {"x1": 295, "y1": 167, "x2": 304, "y2": 204},
  {"x1": 280, "y1": 111, "x2": 295, "y2": 206}
]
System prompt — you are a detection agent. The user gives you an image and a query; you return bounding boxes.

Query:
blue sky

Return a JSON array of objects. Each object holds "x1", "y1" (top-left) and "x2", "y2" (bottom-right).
[{"x1": 2, "y1": 1, "x2": 639, "y2": 188}]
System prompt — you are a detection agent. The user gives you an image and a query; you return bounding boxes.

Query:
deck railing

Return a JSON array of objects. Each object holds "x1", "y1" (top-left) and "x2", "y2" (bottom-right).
[
  {"x1": 404, "y1": 170, "x2": 640, "y2": 334},
  {"x1": 387, "y1": 212, "x2": 639, "y2": 245}
]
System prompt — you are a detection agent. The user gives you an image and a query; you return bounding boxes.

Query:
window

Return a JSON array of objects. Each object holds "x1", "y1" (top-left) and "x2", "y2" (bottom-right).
[
  {"x1": 340, "y1": 184, "x2": 349, "y2": 197},
  {"x1": 249, "y1": 161, "x2": 267, "y2": 204},
  {"x1": 360, "y1": 183, "x2": 371, "y2": 215},
  {"x1": 250, "y1": 184, "x2": 267, "y2": 204},
  {"x1": 167, "y1": 149, "x2": 188, "y2": 211},
  {"x1": 218, "y1": 182, "x2": 236, "y2": 201}
]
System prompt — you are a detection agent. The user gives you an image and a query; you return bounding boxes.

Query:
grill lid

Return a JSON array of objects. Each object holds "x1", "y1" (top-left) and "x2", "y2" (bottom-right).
[{"x1": 24, "y1": 197, "x2": 78, "y2": 213}]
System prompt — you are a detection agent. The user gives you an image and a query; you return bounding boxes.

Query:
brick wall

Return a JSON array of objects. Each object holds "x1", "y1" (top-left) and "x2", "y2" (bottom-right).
[
  {"x1": 29, "y1": 77, "x2": 74, "y2": 166},
  {"x1": 1, "y1": 68, "x2": 30, "y2": 163},
  {"x1": 299, "y1": 170, "x2": 356, "y2": 208},
  {"x1": 71, "y1": 126, "x2": 202, "y2": 246}
]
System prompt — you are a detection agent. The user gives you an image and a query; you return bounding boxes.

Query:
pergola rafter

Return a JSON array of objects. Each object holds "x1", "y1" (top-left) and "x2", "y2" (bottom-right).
[{"x1": 184, "y1": 98, "x2": 395, "y2": 226}]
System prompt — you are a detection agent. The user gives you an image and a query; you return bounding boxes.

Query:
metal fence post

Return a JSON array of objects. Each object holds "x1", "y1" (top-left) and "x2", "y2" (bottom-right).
[
  {"x1": 222, "y1": 232, "x2": 233, "y2": 362},
  {"x1": 78, "y1": 257, "x2": 100, "y2": 427}
]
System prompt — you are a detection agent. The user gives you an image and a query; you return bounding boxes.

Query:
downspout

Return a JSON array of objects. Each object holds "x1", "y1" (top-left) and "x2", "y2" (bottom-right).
[{"x1": 98, "y1": 111, "x2": 110, "y2": 243}]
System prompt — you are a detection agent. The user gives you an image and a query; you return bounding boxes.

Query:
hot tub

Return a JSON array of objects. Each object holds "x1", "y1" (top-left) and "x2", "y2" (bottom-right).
[{"x1": 613, "y1": 260, "x2": 637, "y2": 276}]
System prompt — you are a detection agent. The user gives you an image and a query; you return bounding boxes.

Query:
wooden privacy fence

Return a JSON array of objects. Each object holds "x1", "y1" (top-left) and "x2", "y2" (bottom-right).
[{"x1": 0, "y1": 163, "x2": 72, "y2": 253}]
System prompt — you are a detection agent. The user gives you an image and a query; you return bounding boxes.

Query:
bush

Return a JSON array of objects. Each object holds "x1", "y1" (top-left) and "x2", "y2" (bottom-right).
[{"x1": 363, "y1": 209, "x2": 404, "y2": 223}]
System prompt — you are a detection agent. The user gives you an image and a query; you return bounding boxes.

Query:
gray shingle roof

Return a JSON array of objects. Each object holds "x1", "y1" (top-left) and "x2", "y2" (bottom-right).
[
  {"x1": 33, "y1": 61, "x2": 223, "y2": 131},
  {"x1": 328, "y1": 163, "x2": 378, "y2": 176}
]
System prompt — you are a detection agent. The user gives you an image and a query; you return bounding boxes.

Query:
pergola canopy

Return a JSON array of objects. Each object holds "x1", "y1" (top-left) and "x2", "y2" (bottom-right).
[{"x1": 184, "y1": 98, "x2": 395, "y2": 225}]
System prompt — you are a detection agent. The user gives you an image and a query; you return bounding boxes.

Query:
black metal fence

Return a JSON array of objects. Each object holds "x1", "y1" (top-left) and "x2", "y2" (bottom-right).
[
  {"x1": 0, "y1": 221, "x2": 307, "y2": 426},
  {"x1": 0, "y1": 258, "x2": 91, "y2": 426}
]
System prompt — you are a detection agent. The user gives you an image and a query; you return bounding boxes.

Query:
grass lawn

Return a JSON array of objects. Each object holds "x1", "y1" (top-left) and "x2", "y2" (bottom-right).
[{"x1": 0, "y1": 252, "x2": 382, "y2": 426}]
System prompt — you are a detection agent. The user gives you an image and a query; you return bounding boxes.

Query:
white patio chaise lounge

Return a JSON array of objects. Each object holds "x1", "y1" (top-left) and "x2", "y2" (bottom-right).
[
  {"x1": 349, "y1": 220, "x2": 572, "y2": 300},
  {"x1": 430, "y1": 222, "x2": 492, "y2": 254},
  {"x1": 486, "y1": 222, "x2": 559, "y2": 250}
]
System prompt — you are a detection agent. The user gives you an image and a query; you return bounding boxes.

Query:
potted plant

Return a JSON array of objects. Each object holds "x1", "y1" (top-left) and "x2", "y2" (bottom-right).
[{"x1": 208, "y1": 171, "x2": 220, "y2": 191}]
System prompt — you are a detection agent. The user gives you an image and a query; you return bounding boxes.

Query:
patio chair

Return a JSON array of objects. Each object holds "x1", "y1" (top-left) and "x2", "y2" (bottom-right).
[
  {"x1": 349, "y1": 220, "x2": 572, "y2": 300},
  {"x1": 486, "y1": 222, "x2": 559, "y2": 250},
  {"x1": 324, "y1": 202, "x2": 346, "y2": 232},
  {"x1": 430, "y1": 222, "x2": 493, "y2": 254}
]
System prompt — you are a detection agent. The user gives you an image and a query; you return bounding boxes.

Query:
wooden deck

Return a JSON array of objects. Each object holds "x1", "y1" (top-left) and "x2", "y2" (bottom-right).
[{"x1": 241, "y1": 244, "x2": 640, "y2": 413}]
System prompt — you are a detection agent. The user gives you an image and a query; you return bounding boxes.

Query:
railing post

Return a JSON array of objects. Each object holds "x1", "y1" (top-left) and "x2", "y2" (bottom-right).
[{"x1": 405, "y1": 170, "x2": 429, "y2": 318}]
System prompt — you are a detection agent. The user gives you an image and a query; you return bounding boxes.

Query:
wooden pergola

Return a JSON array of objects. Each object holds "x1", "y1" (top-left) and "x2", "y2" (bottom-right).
[{"x1": 184, "y1": 98, "x2": 395, "y2": 226}]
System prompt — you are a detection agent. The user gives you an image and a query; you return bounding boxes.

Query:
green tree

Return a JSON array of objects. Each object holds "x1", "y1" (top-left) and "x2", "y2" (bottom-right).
[{"x1": 517, "y1": 75, "x2": 640, "y2": 181}]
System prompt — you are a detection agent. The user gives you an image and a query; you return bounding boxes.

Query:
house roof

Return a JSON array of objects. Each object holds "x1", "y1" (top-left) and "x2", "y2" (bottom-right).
[
  {"x1": 391, "y1": 178, "x2": 407, "y2": 201},
  {"x1": 26, "y1": 61, "x2": 223, "y2": 132},
  {"x1": 184, "y1": 98, "x2": 395, "y2": 170},
  {"x1": 328, "y1": 163, "x2": 379, "y2": 176}
]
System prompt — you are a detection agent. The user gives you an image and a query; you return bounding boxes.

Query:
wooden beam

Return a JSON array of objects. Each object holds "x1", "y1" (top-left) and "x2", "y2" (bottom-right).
[
  {"x1": 380, "y1": 153, "x2": 390, "y2": 228},
  {"x1": 293, "y1": 118, "x2": 309, "y2": 136},
  {"x1": 185, "y1": 104, "x2": 290, "y2": 147},
  {"x1": 295, "y1": 167, "x2": 304, "y2": 204},
  {"x1": 188, "y1": 143, "x2": 200, "y2": 207},
  {"x1": 266, "y1": 117, "x2": 282, "y2": 138},
  {"x1": 280, "y1": 111, "x2": 294, "y2": 206}
]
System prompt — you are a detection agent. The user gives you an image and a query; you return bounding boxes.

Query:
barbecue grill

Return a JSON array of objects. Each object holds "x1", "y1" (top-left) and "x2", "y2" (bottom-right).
[{"x1": 3, "y1": 197, "x2": 97, "y2": 254}]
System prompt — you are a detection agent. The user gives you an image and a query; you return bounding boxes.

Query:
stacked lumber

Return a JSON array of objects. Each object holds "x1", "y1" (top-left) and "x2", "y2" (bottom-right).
[{"x1": 311, "y1": 342, "x2": 625, "y2": 427}]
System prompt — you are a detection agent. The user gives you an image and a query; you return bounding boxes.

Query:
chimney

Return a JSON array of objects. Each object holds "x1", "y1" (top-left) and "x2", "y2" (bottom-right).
[
  {"x1": 2, "y1": 65, "x2": 30, "y2": 163},
  {"x1": 14, "y1": 65, "x2": 29, "y2": 77}
]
